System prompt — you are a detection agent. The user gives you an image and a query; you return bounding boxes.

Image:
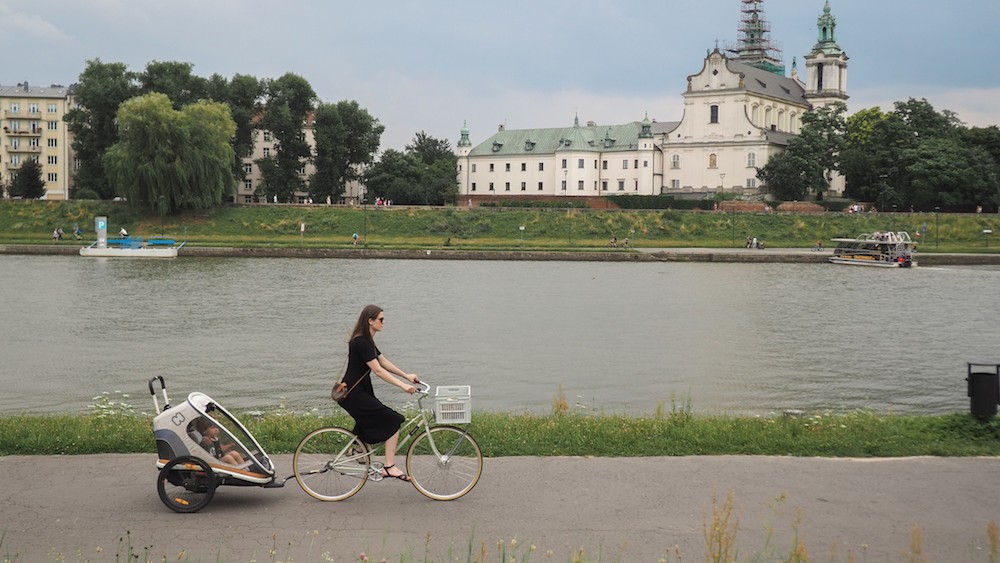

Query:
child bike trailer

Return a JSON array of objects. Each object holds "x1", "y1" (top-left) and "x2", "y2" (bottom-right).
[{"x1": 149, "y1": 376, "x2": 283, "y2": 513}]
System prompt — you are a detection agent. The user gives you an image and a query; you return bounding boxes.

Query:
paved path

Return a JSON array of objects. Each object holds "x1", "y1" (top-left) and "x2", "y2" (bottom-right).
[{"x1": 2, "y1": 454, "x2": 999, "y2": 561}]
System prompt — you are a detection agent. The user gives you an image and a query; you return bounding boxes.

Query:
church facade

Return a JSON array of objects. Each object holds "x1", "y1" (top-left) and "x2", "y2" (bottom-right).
[{"x1": 456, "y1": 1, "x2": 848, "y2": 200}]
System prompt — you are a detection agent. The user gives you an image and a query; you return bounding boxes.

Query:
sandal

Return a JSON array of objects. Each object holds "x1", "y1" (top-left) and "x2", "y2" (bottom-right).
[{"x1": 380, "y1": 464, "x2": 411, "y2": 482}]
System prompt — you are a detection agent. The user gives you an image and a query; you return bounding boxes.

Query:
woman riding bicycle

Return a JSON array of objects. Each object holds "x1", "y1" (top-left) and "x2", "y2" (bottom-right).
[{"x1": 336, "y1": 304, "x2": 420, "y2": 482}]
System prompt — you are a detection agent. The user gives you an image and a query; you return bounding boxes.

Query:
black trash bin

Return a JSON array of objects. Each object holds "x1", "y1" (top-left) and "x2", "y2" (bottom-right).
[{"x1": 966, "y1": 363, "x2": 1000, "y2": 420}]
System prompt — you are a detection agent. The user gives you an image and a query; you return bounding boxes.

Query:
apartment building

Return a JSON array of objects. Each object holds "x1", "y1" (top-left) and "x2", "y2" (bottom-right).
[{"x1": 0, "y1": 82, "x2": 74, "y2": 200}]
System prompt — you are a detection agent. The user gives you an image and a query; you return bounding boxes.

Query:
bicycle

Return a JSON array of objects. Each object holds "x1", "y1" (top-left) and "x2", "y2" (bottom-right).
[{"x1": 292, "y1": 382, "x2": 482, "y2": 501}]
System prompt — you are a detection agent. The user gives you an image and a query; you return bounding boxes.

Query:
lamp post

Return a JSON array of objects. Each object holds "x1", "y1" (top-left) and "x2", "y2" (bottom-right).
[
  {"x1": 158, "y1": 195, "x2": 165, "y2": 236},
  {"x1": 892, "y1": 204, "x2": 897, "y2": 232},
  {"x1": 934, "y1": 206, "x2": 940, "y2": 248},
  {"x1": 362, "y1": 190, "x2": 368, "y2": 247}
]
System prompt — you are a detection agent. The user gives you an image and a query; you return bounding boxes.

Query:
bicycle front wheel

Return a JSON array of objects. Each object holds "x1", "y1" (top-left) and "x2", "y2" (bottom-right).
[
  {"x1": 293, "y1": 427, "x2": 369, "y2": 501},
  {"x1": 406, "y1": 425, "x2": 483, "y2": 500}
]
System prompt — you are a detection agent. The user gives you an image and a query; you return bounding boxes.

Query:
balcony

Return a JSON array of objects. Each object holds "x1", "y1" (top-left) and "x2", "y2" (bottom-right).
[
  {"x1": 5, "y1": 144, "x2": 41, "y2": 153},
  {"x1": 5, "y1": 162, "x2": 22, "y2": 170},
  {"x1": 2, "y1": 128, "x2": 42, "y2": 136}
]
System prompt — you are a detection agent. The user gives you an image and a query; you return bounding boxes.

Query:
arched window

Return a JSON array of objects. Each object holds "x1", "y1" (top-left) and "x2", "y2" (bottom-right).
[
  {"x1": 751, "y1": 104, "x2": 760, "y2": 126},
  {"x1": 764, "y1": 107, "x2": 773, "y2": 129},
  {"x1": 671, "y1": 154, "x2": 680, "y2": 169},
  {"x1": 709, "y1": 153, "x2": 718, "y2": 168},
  {"x1": 710, "y1": 105, "x2": 719, "y2": 124},
  {"x1": 777, "y1": 110, "x2": 785, "y2": 131},
  {"x1": 747, "y1": 152, "x2": 756, "y2": 167}
]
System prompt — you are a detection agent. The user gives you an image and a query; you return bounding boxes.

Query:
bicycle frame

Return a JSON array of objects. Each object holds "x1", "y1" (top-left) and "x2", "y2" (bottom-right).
[{"x1": 364, "y1": 383, "x2": 471, "y2": 466}]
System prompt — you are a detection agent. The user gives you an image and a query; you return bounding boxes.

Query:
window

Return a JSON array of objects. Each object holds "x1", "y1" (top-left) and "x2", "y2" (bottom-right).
[
  {"x1": 537, "y1": 182, "x2": 543, "y2": 191},
  {"x1": 263, "y1": 132, "x2": 273, "y2": 142},
  {"x1": 244, "y1": 179, "x2": 253, "y2": 191},
  {"x1": 634, "y1": 160, "x2": 639, "y2": 169},
  {"x1": 561, "y1": 159, "x2": 567, "y2": 169},
  {"x1": 9, "y1": 103, "x2": 19, "y2": 113},
  {"x1": 47, "y1": 138, "x2": 58, "y2": 147},
  {"x1": 577, "y1": 159, "x2": 584, "y2": 169},
  {"x1": 561, "y1": 180, "x2": 567, "y2": 190},
  {"x1": 244, "y1": 195, "x2": 254, "y2": 204},
  {"x1": 576, "y1": 180, "x2": 584, "y2": 190},
  {"x1": 746, "y1": 178, "x2": 757, "y2": 188},
  {"x1": 643, "y1": 160, "x2": 648, "y2": 168},
  {"x1": 489, "y1": 182, "x2": 494, "y2": 191},
  {"x1": 47, "y1": 121, "x2": 58, "y2": 131},
  {"x1": 671, "y1": 179, "x2": 680, "y2": 189},
  {"x1": 505, "y1": 163, "x2": 510, "y2": 172},
  {"x1": 710, "y1": 105, "x2": 719, "y2": 124},
  {"x1": 29, "y1": 138, "x2": 38, "y2": 148},
  {"x1": 521, "y1": 163, "x2": 526, "y2": 172},
  {"x1": 746, "y1": 152, "x2": 756, "y2": 167},
  {"x1": 262, "y1": 147, "x2": 270, "y2": 157},
  {"x1": 671, "y1": 155, "x2": 680, "y2": 169},
  {"x1": 489, "y1": 163, "x2": 494, "y2": 172},
  {"x1": 48, "y1": 173, "x2": 58, "y2": 182},
  {"x1": 602, "y1": 181, "x2": 608, "y2": 191},
  {"x1": 520, "y1": 182, "x2": 526, "y2": 191},
  {"x1": 10, "y1": 155, "x2": 19, "y2": 166},
  {"x1": 47, "y1": 156, "x2": 57, "y2": 165},
  {"x1": 622, "y1": 160, "x2": 629, "y2": 170},
  {"x1": 602, "y1": 160, "x2": 608, "y2": 170},
  {"x1": 471, "y1": 163, "x2": 476, "y2": 173},
  {"x1": 538, "y1": 163, "x2": 544, "y2": 171},
  {"x1": 47, "y1": 103, "x2": 58, "y2": 113},
  {"x1": 458, "y1": 164, "x2": 462, "y2": 172},
  {"x1": 243, "y1": 163, "x2": 253, "y2": 174},
  {"x1": 505, "y1": 182, "x2": 510, "y2": 191},
  {"x1": 29, "y1": 103, "x2": 39, "y2": 114},
  {"x1": 471, "y1": 183, "x2": 477, "y2": 191},
  {"x1": 10, "y1": 139, "x2": 18, "y2": 149},
  {"x1": 618, "y1": 180, "x2": 625, "y2": 191},
  {"x1": 709, "y1": 154, "x2": 717, "y2": 168}
]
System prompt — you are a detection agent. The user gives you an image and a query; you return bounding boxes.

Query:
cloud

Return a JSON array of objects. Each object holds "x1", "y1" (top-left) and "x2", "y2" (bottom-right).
[{"x1": 0, "y1": 6, "x2": 71, "y2": 43}]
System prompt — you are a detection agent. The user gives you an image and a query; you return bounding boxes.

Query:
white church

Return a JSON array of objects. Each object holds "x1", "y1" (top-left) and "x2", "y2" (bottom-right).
[{"x1": 456, "y1": 0, "x2": 848, "y2": 201}]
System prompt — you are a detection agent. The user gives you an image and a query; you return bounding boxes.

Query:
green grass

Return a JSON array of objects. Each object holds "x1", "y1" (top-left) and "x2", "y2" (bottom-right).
[
  {"x1": 3, "y1": 199, "x2": 999, "y2": 251},
  {"x1": 3, "y1": 409, "x2": 999, "y2": 457}
]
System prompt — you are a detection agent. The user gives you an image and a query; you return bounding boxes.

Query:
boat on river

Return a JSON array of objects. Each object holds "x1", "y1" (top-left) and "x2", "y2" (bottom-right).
[
  {"x1": 829, "y1": 231, "x2": 916, "y2": 268},
  {"x1": 80, "y1": 237, "x2": 184, "y2": 258}
]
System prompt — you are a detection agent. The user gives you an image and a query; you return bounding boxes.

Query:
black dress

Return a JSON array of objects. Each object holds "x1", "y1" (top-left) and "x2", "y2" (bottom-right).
[{"x1": 338, "y1": 336, "x2": 405, "y2": 444}]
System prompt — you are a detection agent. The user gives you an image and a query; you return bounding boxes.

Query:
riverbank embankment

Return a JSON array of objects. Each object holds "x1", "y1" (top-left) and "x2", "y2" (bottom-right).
[{"x1": 3, "y1": 243, "x2": 1000, "y2": 265}]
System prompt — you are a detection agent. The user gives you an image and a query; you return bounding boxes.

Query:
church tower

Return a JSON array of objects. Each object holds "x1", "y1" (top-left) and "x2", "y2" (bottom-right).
[
  {"x1": 804, "y1": 1, "x2": 848, "y2": 107},
  {"x1": 725, "y1": 0, "x2": 785, "y2": 76},
  {"x1": 456, "y1": 121, "x2": 473, "y2": 196}
]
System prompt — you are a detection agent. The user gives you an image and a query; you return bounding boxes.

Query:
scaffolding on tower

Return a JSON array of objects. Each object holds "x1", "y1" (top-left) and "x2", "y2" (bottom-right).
[{"x1": 724, "y1": 0, "x2": 785, "y2": 76}]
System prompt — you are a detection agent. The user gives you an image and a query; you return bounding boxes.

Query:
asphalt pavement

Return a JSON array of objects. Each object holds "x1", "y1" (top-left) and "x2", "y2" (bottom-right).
[{"x1": 2, "y1": 454, "x2": 999, "y2": 561}]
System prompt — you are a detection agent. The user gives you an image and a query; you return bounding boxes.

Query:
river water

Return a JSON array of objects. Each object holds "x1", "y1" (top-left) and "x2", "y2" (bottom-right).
[{"x1": 2, "y1": 255, "x2": 998, "y2": 416}]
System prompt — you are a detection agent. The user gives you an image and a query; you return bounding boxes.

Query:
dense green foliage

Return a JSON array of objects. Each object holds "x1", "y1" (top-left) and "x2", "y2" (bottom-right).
[
  {"x1": 103, "y1": 93, "x2": 237, "y2": 213},
  {"x1": 8, "y1": 159, "x2": 46, "y2": 199},
  {"x1": 364, "y1": 132, "x2": 459, "y2": 205},
  {"x1": 3, "y1": 200, "x2": 999, "y2": 251},
  {"x1": 1, "y1": 410, "x2": 997, "y2": 457},
  {"x1": 310, "y1": 100, "x2": 384, "y2": 202}
]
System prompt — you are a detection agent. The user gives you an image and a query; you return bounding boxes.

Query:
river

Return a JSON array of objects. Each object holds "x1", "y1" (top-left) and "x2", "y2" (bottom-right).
[{"x1": 1, "y1": 255, "x2": 998, "y2": 416}]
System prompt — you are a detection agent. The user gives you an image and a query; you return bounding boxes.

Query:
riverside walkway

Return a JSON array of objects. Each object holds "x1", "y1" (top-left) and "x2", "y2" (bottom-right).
[
  {"x1": 3, "y1": 243, "x2": 1000, "y2": 264},
  {"x1": 1, "y1": 454, "x2": 998, "y2": 561}
]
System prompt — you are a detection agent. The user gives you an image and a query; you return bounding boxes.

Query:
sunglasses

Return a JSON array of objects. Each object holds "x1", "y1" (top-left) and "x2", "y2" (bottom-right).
[{"x1": 374, "y1": 316, "x2": 385, "y2": 322}]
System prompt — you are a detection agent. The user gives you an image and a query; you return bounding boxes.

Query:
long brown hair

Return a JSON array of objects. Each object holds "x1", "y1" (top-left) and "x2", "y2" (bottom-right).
[{"x1": 348, "y1": 304, "x2": 383, "y2": 345}]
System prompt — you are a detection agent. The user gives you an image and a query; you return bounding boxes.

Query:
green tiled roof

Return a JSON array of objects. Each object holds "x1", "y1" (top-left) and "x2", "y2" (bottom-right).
[{"x1": 468, "y1": 121, "x2": 645, "y2": 157}]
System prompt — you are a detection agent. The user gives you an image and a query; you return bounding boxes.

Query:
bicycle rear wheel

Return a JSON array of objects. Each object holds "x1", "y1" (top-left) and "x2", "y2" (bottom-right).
[
  {"x1": 406, "y1": 425, "x2": 483, "y2": 500},
  {"x1": 293, "y1": 427, "x2": 369, "y2": 501}
]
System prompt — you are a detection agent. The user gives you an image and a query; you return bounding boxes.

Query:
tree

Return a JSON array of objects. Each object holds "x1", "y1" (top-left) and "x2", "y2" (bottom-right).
[
  {"x1": 9, "y1": 159, "x2": 46, "y2": 199},
  {"x1": 310, "y1": 100, "x2": 384, "y2": 202},
  {"x1": 363, "y1": 133, "x2": 460, "y2": 205},
  {"x1": 757, "y1": 103, "x2": 845, "y2": 201},
  {"x1": 103, "y1": 93, "x2": 236, "y2": 214},
  {"x1": 138, "y1": 60, "x2": 209, "y2": 109},
  {"x1": 255, "y1": 73, "x2": 316, "y2": 203},
  {"x1": 363, "y1": 149, "x2": 421, "y2": 204},
  {"x1": 64, "y1": 59, "x2": 140, "y2": 199}
]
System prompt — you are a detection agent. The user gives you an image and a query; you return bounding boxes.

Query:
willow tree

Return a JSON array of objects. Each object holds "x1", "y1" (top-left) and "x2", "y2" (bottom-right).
[{"x1": 104, "y1": 93, "x2": 237, "y2": 214}]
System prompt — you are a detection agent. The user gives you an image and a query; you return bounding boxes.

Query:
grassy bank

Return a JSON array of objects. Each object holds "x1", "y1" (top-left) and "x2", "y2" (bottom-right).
[
  {"x1": 3, "y1": 408, "x2": 999, "y2": 457},
  {"x1": 3, "y1": 199, "x2": 999, "y2": 251}
]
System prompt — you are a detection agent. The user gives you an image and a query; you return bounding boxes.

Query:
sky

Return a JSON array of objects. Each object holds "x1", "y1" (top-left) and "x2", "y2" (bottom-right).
[{"x1": 3, "y1": 0, "x2": 998, "y2": 151}]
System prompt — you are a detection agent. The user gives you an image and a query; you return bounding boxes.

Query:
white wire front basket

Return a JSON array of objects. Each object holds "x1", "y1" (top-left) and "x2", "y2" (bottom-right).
[{"x1": 433, "y1": 385, "x2": 472, "y2": 424}]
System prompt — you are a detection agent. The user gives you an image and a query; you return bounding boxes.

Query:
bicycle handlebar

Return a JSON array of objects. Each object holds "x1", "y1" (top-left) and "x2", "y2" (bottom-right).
[{"x1": 416, "y1": 381, "x2": 431, "y2": 395}]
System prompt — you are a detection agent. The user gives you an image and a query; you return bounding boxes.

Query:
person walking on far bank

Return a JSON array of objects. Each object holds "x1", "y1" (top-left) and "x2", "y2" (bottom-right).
[{"x1": 335, "y1": 304, "x2": 419, "y2": 482}]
